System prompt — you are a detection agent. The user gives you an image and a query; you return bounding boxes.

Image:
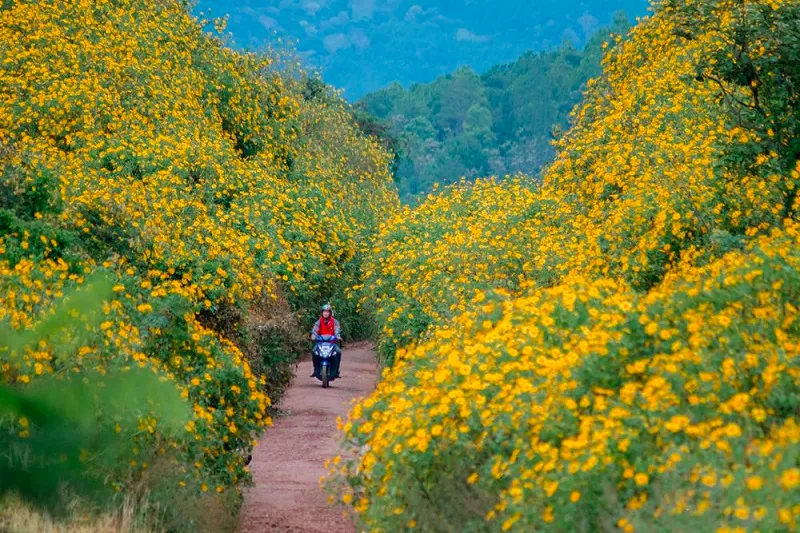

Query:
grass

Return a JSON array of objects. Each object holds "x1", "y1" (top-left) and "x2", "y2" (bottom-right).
[{"x1": 0, "y1": 494, "x2": 153, "y2": 533}]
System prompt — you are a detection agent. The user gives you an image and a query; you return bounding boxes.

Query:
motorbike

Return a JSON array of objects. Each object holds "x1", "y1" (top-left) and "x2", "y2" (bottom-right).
[{"x1": 312, "y1": 334, "x2": 341, "y2": 388}]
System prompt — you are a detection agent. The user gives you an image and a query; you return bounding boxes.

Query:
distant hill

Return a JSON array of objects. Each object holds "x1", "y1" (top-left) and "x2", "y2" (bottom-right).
[
  {"x1": 195, "y1": 0, "x2": 649, "y2": 99},
  {"x1": 355, "y1": 14, "x2": 632, "y2": 199}
]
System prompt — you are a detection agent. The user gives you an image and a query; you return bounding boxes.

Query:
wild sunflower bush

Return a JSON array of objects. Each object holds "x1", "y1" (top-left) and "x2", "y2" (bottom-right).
[
  {"x1": 333, "y1": 0, "x2": 800, "y2": 531},
  {"x1": 361, "y1": 176, "x2": 543, "y2": 364},
  {"x1": 0, "y1": 0, "x2": 396, "y2": 527}
]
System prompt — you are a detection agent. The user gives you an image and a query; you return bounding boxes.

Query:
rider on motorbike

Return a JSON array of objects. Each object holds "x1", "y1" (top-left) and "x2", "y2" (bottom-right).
[{"x1": 310, "y1": 303, "x2": 342, "y2": 379}]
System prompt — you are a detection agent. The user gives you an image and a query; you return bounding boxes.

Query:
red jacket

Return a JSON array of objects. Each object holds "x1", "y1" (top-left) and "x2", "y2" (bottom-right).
[{"x1": 313, "y1": 316, "x2": 340, "y2": 337}]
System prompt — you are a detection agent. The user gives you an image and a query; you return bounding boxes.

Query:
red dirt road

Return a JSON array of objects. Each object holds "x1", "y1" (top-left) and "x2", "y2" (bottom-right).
[{"x1": 239, "y1": 343, "x2": 377, "y2": 532}]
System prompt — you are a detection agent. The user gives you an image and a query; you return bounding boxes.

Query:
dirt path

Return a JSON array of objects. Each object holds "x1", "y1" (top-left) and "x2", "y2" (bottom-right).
[{"x1": 239, "y1": 343, "x2": 377, "y2": 532}]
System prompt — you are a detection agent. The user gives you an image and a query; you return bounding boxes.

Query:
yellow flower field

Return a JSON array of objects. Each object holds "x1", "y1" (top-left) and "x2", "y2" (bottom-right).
[
  {"x1": 333, "y1": 0, "x2": 800, "y2": 531},
  {"x1": 0, "y1": 0, "x2": 395, "y2": 526},
  {"x1": 3, "y1": 0, "x2": 799, "y2": 530}
]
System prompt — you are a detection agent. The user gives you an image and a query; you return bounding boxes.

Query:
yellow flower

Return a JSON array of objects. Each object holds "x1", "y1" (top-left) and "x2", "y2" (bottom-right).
[
  {"x1": 780, "y1": 468, "x2": 799, "y2": 490},
  {"x1": 746, "y1": 476, "x2": 763, "y2": 491}
]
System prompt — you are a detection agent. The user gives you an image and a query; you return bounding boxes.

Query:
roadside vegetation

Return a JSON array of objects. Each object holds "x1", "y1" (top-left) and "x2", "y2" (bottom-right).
[
  {"x1": 331, "y1": 0, "x2": 800, "y2": 531},
  {"x1": 0, "y1": 0, "x2": 396, "y2": 530}
]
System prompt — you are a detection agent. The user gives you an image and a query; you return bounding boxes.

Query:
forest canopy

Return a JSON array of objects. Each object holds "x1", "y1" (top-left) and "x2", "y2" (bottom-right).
[{"x1": 356, "y1": 13, "x2": 631, "y2": 199}]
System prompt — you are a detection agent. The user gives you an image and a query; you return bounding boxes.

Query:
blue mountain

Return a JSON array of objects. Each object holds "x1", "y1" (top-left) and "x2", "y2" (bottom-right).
[{"x1": 196, "y1": 0, "x2": 650, "y2": 99}]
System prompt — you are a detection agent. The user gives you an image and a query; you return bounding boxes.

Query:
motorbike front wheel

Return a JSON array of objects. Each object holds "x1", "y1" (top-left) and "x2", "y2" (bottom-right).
[{"x1": 321, "y1": 364, "x2": 329, "y2": 389}]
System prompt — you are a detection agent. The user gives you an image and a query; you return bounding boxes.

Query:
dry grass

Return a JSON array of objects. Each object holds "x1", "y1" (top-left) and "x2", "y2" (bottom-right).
[{"x1": 0, "y1": 494, "x2": 154, "y2": 533}]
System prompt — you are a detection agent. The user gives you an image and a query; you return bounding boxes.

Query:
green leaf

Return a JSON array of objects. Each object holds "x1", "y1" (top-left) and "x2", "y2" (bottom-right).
[
  {"x1": 0, "y1": 272, "x2": 114, "y2": 360},
  {"x1": 0, "y1": 274, "x2": 188, "y2": 513}
]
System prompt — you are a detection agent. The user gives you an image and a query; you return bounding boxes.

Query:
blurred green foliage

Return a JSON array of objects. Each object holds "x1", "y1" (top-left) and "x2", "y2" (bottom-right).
[{"x1": 0, "y1": 275, "x2": 188, "y2": 514}]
